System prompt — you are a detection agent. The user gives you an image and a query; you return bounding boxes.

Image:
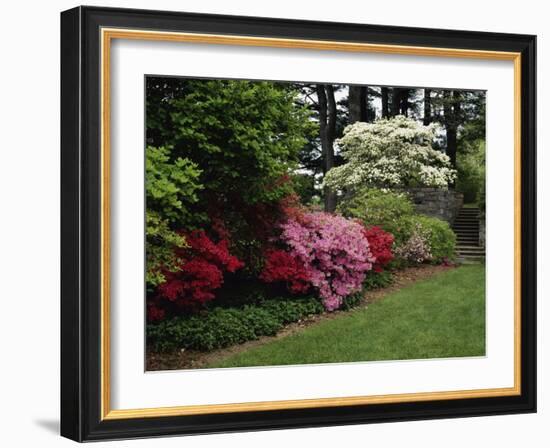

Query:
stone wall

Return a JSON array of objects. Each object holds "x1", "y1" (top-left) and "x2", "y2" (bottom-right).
[{"x1": 405, "y1": 188, "x2": 464, "y2": 224}]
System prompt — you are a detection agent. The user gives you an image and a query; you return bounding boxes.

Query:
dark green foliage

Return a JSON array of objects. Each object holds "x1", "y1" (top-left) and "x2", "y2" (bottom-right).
[
  {"x1": 261, "y1": 298, "x2": 325, "y2": 324},
  {"x1": 291, "y1": 172, "x2": 318, "y2": 204},
  {"x1": 147, "y1": 308, "x2": 276, "y2": 352},
  {"x1": 147, "y1": 297, "x2": 324, "y2": 352},
  {"x1": 209, "y1": 280, "x2": 271, "y2": 309},
  {"x1": 429, "y1": 89, "x2": 485, "y2": 172},
  {"x1": 456, "y1": 93, "x2": 486, "y2": 143},
  {"x1": 147, "y1": 78, "x2": 314, "y2": 207},
  {"x1": 363, "y1": 270, "x2": 394, "y2": 290},
  {"x1": 340, "y1": 291, "x2": 364, "y2": 310}
]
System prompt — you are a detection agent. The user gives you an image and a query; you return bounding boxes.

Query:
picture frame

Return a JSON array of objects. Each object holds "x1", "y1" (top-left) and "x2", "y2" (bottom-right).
[{"x1": 60, "y1": 5, "x2": 536, "y2": 442}]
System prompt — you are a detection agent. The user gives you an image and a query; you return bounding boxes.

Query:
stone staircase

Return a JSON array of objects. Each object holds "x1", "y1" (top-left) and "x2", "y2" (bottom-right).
[{"x1": 452, "y1": 207, "x2": 485, "y2": 261}]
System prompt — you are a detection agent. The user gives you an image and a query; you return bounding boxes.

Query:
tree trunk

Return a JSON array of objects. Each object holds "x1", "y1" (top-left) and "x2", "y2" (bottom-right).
[
  {"x1": 349, "y1": 85, "x2": 367, "y2": 123},
  {"x1": 381, "y1": 87, "x2": 389, "y2": 118},
  {"x1": 317, "y1": 84, "x2": 338, "y2": 212},
  {"x1": 365, "y1": 87, "x2": 371, "y2": 122},
  {"x1": 390, "y1": 88, "x2": 401, "y2": 116},
  {"x1": 399, "y1": 89, "x2": 410, "y2": 116},
  {"x1": 452, "y1": 90, "x2": 462, "y2": 125},
  {"x1": 423, "y1": 88, "x2": 432, "y2": 125},
  {"x1": 446, "y1": 126, "x2": 457, "y2": 168},
  {"x1": 443, "y1": 90, "x2": 458, "y2": 185}
]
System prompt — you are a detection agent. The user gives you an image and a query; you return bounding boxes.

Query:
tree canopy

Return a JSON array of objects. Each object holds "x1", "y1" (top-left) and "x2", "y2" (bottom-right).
[{"x1": 147, "y1": 78, "x2": 315, "y2": 207}]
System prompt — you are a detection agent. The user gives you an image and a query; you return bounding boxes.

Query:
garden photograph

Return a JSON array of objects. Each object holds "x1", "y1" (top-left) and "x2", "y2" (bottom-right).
[{"x1": 144, "y1": 77, "x2": 487, "y2": 371}]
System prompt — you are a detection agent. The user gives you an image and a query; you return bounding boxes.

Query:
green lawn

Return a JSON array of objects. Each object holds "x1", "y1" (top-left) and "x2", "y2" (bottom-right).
[{"x1": 209, "y1": 265, "x2": 485, "y2": 368}]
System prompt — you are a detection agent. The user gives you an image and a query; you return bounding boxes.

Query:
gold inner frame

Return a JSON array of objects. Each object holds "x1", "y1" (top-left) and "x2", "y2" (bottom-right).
[{"x1": 100, "y1": 28, "x2": 522, "y2": 420}]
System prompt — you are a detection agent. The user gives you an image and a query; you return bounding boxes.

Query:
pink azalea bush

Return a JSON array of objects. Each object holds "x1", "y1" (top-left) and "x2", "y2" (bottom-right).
[{"x1": 280, "y1": 212, "x2": 375, "y2": 311}]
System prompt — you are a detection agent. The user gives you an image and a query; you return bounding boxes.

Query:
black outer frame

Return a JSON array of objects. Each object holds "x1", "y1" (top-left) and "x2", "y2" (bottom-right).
[{"x1": 60, "y1": 5, "x2": 537, "y2": 442}]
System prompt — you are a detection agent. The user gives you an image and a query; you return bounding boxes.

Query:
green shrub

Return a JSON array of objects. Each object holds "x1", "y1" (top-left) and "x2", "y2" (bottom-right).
[
  {"x1": 383, "y1": 214, "x2": 456, "y2": 266},
  {"x1": 338, "y1": 188, "x2": 415, "y2": 246},
  {"x1": 261, "y1": 299, "x2": 324, "y2": 324},
  {"x1": 338, "y1": 187, "x2": 415, "y2": 224},
  {"x1": 291, "y1": 172, "x2": 317, "y2": 205},
  {"x1": 240, "y1": 307, "x2": 282, "y2": 338},
  {"x1": 339, "y1": 187, "x2": 456, "y2": 266},
  {"x1": 148, "y1": 79, "x2": 315, "y2": 206},
  {"x1": 363, "y1": 270, "x2": 394, "y2": 290},
  {"x1": 409, "y1": 215, "x2": 456, "y2": 263},
  {"x1": 147, "y1": 307, "x2": 272, "y2": 352},
  {"x1": 340, "y1": 291, "x2": 364, "y2": 310},
  {"x1": 340, "y1": 272, "x2": 395, "y2": 310},
  {"x1": 393, "y1": 220, "x2": 433, "y2": 265},
  {"x1": 147, "y1": 296, "x2": 324, "y2": 352}
]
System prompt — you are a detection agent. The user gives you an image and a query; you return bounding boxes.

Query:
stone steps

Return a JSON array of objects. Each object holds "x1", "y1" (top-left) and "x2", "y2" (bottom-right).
[
  {"x1": 456, "y1": 245, "x2": 485, "y2": 251},
  {"x1": 452, "y1": 207, "x2": 484, "y2": 260}
]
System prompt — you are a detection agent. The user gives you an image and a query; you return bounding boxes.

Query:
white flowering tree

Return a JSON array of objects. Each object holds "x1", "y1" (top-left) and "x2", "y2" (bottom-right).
[{"x1": 324, "y1": 116, "x2": 456, "y2": 191}]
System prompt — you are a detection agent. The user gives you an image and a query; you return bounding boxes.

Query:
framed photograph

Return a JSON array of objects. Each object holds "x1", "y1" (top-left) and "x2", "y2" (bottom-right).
[{"x1": 60, "y1": 6, "x2": 536, "y2": 442}]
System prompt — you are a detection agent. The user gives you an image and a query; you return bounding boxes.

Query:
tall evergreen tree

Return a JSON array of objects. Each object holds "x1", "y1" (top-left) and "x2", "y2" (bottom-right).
[
  {"x1": 441, "y1": 90, "x2": 464, "y2": 175},
  {"x1": 317, "y1": 84, "x2": 338, "y2": 212},
  {"x1": 381, "y1": 87, "x2": 389, "y2": 118},
  {"x1": 423, "y1": 88, "x2": 432, "y2": 125},
  {"x1": 348, "y1": 85, "x2": 367, "y2": 123}
]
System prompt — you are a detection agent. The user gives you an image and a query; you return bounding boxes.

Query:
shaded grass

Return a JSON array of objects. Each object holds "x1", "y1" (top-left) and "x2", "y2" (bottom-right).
[{"x1": 210, "y1": 264, "x2": 485, "y2": 368}]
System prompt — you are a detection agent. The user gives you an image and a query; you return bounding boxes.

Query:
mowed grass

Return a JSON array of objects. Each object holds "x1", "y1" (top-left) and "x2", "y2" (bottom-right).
[{"x1": 209, "y1": 265, "x2": 485, "y2": 368}]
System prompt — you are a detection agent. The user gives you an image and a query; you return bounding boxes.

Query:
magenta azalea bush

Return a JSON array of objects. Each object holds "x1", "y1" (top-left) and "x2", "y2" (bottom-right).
[{"x1": 280, "y1": 212, "x2": 375, "y2": 311}]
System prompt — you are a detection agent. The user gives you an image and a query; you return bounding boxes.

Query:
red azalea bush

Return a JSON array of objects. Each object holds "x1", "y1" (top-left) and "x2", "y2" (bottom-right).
[
  {"x1": 184, "y1": 229, "x2": 244, "y2": 273},
  {"x1": 362, "y1": 226, "x2": 394, "y2": 272},
  {"x1": 147, "y1": 303, "x2": 166, "y2": 322},
  {"x1": 148, "y1": 229, "x2": 244, "y2": 321},
  {"x1": 158, "y1": 258, "x2": 224, "y2": 304},
  {"x1": 205, "y1": 191, "x2": 305, "y2": 278},
  {"x1": 259, "y1": 249, "x2": 311, "y2": 294}
]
